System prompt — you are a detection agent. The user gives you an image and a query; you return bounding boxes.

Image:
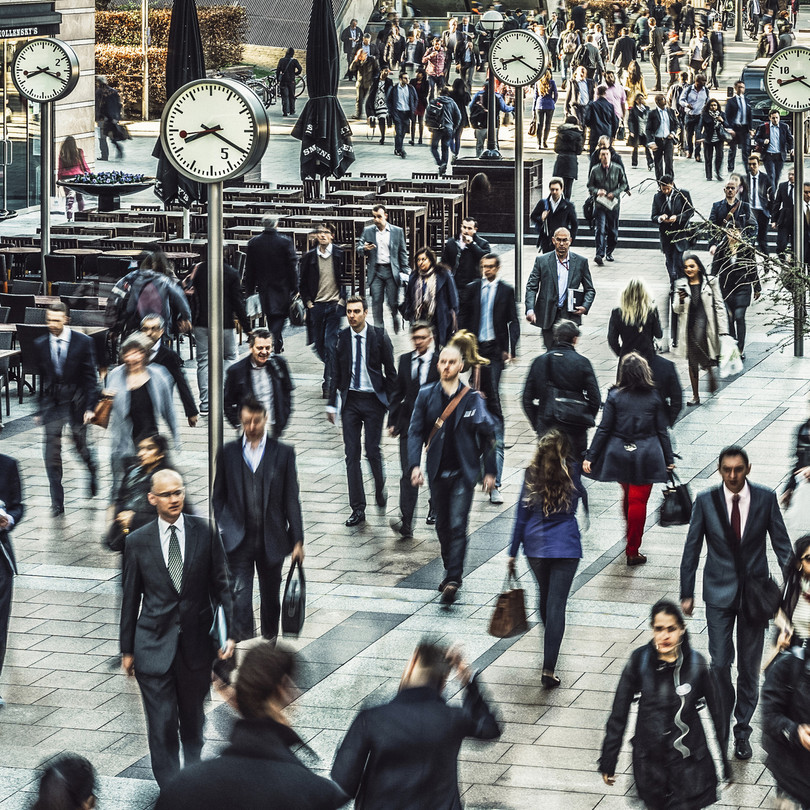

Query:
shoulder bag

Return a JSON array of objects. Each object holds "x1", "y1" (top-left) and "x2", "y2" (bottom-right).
[
  {"x1": 425, "y1": 385, "x2": 469, "y2": 450},
  {"x1": 289, "y1": 293, "x2": 306, "y2": 327},
  {"x1": 92, "y1": 391, "x2": 115, "y2": 428},
  {"x1": 281, "y1": 558, "x2": 306, "y2": 636},
  {"x1": 546, "y1": 353, "x2": 595, "y2": 427},
  {"x1": 488, "y1": 573, "x2": 528, "y2": 637},
  {"x1": 659, "y1": 470, "x2": 693, "y2": 526}
]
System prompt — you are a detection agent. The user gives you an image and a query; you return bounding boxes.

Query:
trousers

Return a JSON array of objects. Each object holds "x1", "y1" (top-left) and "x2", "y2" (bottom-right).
[
  {"x1": 309, "y1": 301, "x2": 343, "y2": 385},
  {"x1": 431, "y1": 473, "x2": 474, "y2": 584},
  {"x1": 620, "y1": 482, "x2": 653, "y2": 556},
  {"x1": 528, "y1": 557, "x2": 579, "y2": 671},
  {"x1": 727, "y1": 126, "x2": 751, "y2": 171},
  {"x1": 369, "y1": 269, "x2": 400, "y2": 331},
  {"x1": 594, "y1": 205, "x2": 619, "y2": 259},
  {"x1": 42, "y1": 405, "x2": 96, "y2": 510},
  {"x1": 228, "y1": 539, "x2": 284, "y2": 642},
  {"x1": 192, "y1": 327, "x2": 236, "y2": 413},
  {"x1": 341, "y1": 392, "x2": 386, "y2": 512},
  {"x1": 0, "y1": 560, "x2": 11, "y2": 678},
  {"x1": 398, "y1": 432, "x2": 420, "y2": 526}
]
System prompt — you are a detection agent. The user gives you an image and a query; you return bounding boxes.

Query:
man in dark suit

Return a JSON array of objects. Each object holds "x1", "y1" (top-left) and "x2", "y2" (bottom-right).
[
  {"x1": 408, "y1": 345, "x2": 496, "y2": 603},
  {"x1": 709, "y1": 178, "x2": 755, "y2": 248},
  {"x1": 327, "y1": 295, "x2": 397, "y2": 527},
  {"x1": 725, "y1": 81, "x2": 753, "y2": 173},
  {"x1": 34, "y1": 303, "x2": 99, "y2": 516},
  {"x1": 341, "y1": 19, "x2": 364, "y2": 78},
  {"x1": 708, "y1": 20, "x2": 724, "y2": 88},
  {"x1": 648, "y1": 17, "x2": 666, "y2": 90},
  {"x1": 680, "y1": 445, "x2": 792, "y2": 760},
  {"x1": 332, "y1": 641, "x2": 500, "y2": 806},
  {"x1": 646, "y1": 94, "x2": 679, "y2": 180},
  {"x1": 140, "y1": 314, "x2": 199, "y2": 427},
  {"x1": 243, "y1": 215, "x2": 299, "y2": 354},
  {"x1": 387, "y1": 322, "x2": 439, "y2": 538},
  {"x1": 585, "y1": 86, "x2": 619, "y2": 154},
  {"x1": 741, "y1": 153, "x2": 774, "y2": 255},
  {"x1": 530, "y1": 177, "x2": 578, "y2": 253},
  {"x1": 611, "y1": 28, "x2": 637, "y2": 81},
  {"x1": 525, "y1": 227, "x2": 596, "y2": 349},
  {"x1": 521, "y1": 319, "x2": 600, "y2": 458},
  {"x1": 223, "y1": 328, "x2": 293, "y2": 435},
  {"x1": 652, "y1": 176, "x2": 694, "y2": 286},
  {"x1": 386, "y1": 72, "x2": 418, "y2": 158},
  {"x1": 0, "y1": 454, "x2": 23, "y2": 707},
  {"x1": 120, "y1": 469, "x2": 234, "y2": 788},
  {"x1": 212, "y1": 396, "x2": 304, "y2": 643},
  {"x1": 357, "y1": 204, "x2": 410, "y2": 333},
  {"x1": 771, "y1": 169, "x2": 795, "y2": 255},
  {"x1": 649, "y1": 353, "x2": 683, "y2": 426},
  {"x1": 441, "y1": 217, "x2": 491, "y2": 289},
  {"x1": 755, "y1": 109, "x2": 794, "y2": 192}
]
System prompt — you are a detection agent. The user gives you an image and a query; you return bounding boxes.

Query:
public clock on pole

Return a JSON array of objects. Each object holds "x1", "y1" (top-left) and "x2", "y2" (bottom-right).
[
  {"x1": 489, "y1": 29, "x2": 549, "y2": 87},
  {"x1": 160, "y1": 78, "x2": 270, "y2": 183},
  {"x1": 764, "y1": 46, "x2": 810, "y2": 112},
  {"x1": 12, "y1": 38, "x2": 80, "y2": 102}
]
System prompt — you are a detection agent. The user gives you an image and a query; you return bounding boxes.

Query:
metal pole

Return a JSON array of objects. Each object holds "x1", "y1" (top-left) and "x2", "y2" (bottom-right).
[
  {"x1": 142, "y1": 0, "x2": 149, "y2": 121},
  {"x1": 208, "y1": 181, "x2": 224, "y2": 516},
  {"x1": 40, "y1": 101, "x2": 51, "y2": 287},
  {"x1": 793, "y1": 110, "x2": 804, "y2": 357},
  {"x1": 735, "y1": 0, "x2": 743, "y2": 42},
  {"x1": 514, "y1": 87, "x2": 524, "y2": 302}
]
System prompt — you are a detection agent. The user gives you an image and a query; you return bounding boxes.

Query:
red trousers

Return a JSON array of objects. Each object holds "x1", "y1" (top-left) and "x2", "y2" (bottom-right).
[{"x1": 621, "y1": 483, "x2": 653, "y2": 556}]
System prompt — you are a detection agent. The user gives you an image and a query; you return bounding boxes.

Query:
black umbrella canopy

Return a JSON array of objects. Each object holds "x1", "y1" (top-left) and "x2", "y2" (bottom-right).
[
  {"x1": 290, "y1": 0, "x2": 355, "y2": 179},
  {"x1": 154, "y1": 0, "x2": 207, "y2": 207}
]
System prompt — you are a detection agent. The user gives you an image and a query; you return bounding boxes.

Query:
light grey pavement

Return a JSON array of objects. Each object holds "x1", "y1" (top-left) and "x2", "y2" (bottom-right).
[{"x1": 0, "y1": 21, "x2": 809, "y2": 810}]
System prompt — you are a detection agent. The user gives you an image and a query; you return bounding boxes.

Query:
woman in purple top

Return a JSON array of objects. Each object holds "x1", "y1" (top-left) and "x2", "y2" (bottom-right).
[
  {"x1": 508, "y1": 429, "x2": 585, "y2": 690},
  {"x1": 532, "y1": 70, "x2": 558, "y2": 149}
]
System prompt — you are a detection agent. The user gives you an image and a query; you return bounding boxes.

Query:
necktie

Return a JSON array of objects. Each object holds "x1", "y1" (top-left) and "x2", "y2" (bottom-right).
[
  {"x1": 730, "y1": 494, "x2": 741, "y2": 543},
  {"x1": 805, "y1": 203, "x2": 810, "y2": 226},
  {"x1": 414, "y1": 356, "x2": 423, "y2": 382},
  {"x1": 751, "y1": 174, "x2": 757, "y2": 207},
  {"x1": 480, "y1": 284, "x2": 491, "y2": 339},
  {"x1": 167, "y1": 525, "x2": 183, "y2": 592},
  {"x1": 55, "y1": 340, "x2": 63, "y2": 375},
  {"x1": 353, "y1": 334, "x2": 362, "y2": 389},
  {"x1": 738, "y1": 97, "x2": 745, "y2": 126}
]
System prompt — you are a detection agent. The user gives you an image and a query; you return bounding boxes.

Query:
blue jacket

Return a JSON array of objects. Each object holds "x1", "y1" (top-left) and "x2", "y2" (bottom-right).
[{"x1": 509, "y1": 464, "x2": 584, "y2": 558}]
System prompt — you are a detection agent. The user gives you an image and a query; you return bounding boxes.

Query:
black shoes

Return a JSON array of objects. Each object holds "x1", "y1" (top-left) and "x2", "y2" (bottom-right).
[
  {"x1": 594, "y1": 256, "x2": 604, "y2": 266},
  {"x1": 89, "y1": 473, "x2": 98, "y2": 498},
  {"x1": 390, "y1": 519, "x2": 413, "y2": 539},
  {"x1": 400, "y1": 150, "x2": 407, "y2": 159},
  {"x1": 440, "y1": 580, "x2": 459, "y2": 604},
  {"x1": 541, "y1": 672, "x2": 561, "y2": 689},
  {"x1": 627, "y1": 553, "x2": 647, "y2": 566},
  {"x1": 426, "y1": 508, "x2": 437, "y2": 525},
  {"x1": 345, "y1": 510, "x2": 365, "y2": 527},
  {"x1": 605, "y1": 254, "x2": 614, "y2": 262},
  {"x1": 375, "y1": 490, "x2": 388, "y2": 508},
  {"x1": 51, "y1": 505, "x2": 65, "y2": 517},
  {"x1": 734, "y1": 738, "x2": 752, "y2": 760}
]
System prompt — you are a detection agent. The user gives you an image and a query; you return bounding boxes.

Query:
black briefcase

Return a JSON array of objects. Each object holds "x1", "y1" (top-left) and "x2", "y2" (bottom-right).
[
  {"x1": 281, "y1": 559, "x2": 306, "y2": 636},
  {"x1": 660, "y1": 471, "x2": 692, "y2": 526}
]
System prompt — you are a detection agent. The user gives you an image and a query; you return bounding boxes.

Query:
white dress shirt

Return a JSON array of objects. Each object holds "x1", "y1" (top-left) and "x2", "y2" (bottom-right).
[
  {"x1": 655, "y1": 109, "x2": 671, "y2": 138},
  {"x1": 556, "y1": 254, "x2": 570, "y2": 308},
  {"x1": 158, "y1": 513, "x2": 186, "y2": 567},
  {"x1": 242, "y1": 433, "x2": 267, "y2": 473},
  {"x1": 375, "y1": 224, "x2": 392, "y2": 265},
  {"x1": 723, "y1": 481, "x2": 751, "y2": 538},
  {"x1": 317, "y1": 242, "x2": 334, "y2": 259},
  {"x1": 250, "y1": 360, "x2": 275, "y2": 427},
  {"x1": 412, "y1": 347, "x2": 434, "y2": 384},
  {"x1": 734, "y1": 95, "x2": 746, "y2": 126},
  {"x1": 349, "y1": 324, "x2": 374, "y2": 392},
  {"x1": 50, "y1": 326, "x2": 72, "y2": 374}
]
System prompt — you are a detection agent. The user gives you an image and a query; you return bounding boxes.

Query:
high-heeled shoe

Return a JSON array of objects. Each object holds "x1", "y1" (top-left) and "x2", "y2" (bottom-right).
[{"x1": 541, "y1": 671, "x2": 561, "y2": 689}]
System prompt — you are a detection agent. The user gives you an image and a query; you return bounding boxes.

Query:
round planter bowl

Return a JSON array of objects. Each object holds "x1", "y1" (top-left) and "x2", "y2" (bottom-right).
[{"x1": 57, "y1": 179, "x2": 156, "y2": 212}]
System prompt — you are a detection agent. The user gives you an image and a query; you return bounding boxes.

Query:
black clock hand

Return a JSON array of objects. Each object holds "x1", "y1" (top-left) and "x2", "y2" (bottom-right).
[
  {"x1": 182, "y1": 125, "x2": 222, "y2": 143},
  {"x1": 211, "y1": 131, "x2": 248, "y2": 154},
  {"x1": 24, "y1": 67, "x2": 48, "y2": 78},
  {"x1": 777, "y1": 75, "x2": 806, "y2": 87}
]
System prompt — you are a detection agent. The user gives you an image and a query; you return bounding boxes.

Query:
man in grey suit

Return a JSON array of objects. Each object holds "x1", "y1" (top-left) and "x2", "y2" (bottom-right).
[
  {"x1": 357, "y1": 204, "x2": 410, "y2": 334},
  {"x1": 524, "y1": 227, "x2": 596, "y2": 349},
  {"x1": 120, "y1": 469, "x2": 234, "y2": 788},
  {"x1": 680, "y1": 445, "x2": 792, "y2": 761}
]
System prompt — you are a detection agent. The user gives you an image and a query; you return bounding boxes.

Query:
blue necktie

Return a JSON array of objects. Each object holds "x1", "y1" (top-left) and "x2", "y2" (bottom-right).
[{"x1": 353, "y1": 334, "x2": 362, "y2": 389}]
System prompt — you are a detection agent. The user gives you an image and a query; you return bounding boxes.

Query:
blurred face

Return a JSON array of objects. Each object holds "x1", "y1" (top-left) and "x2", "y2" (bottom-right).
[
  {"x1": 438, "y1": 347, "x2": 464, "y2": 381},
  {"x1": 411, "y1": 328, "x2": 433, "y2": 355},
  {"x1": 804, "y1": 185, "x2": 810, "y2": 204},
  {"x1": 575, "y1": 67, "x2": 586, "y2": 81},
  {"x1": 660, "y1": 181, "x2": 673, "y2": 195},
  {"x1": 140, "y1": 318, "x2": 163, "y2": 345},
  {"x1": 481, "y1": 258, "x2": 499, "y2": 282},
  {"x1": 735, "y1": 82, "x2": 745, "y2": 95},
  {"x1": 346, "y1": 301, "x2": 367, "y2": 331},
  {"x1": 399, "y1": 73, "x2": 409, "y2": 85},
  {"x1": 554, "y1": 230, "x2": 571, "y2": 257},
  {"x1": 748, "y1": 157, "x2": 759, "y2": 175},
  {"x1": 46, "y1": 309, "x2": 68, "y2": 336},
  {"x1": 549, "y1": 182, "x2": 562, "y2": 202},
  {"x1": 770, "y1": 111, "x2": 780, "y2": 126},
  {"x1": 788, "y1": 171, "x2": 795, "y2": 186},
  {"x1": 683, "y1": 258, "x2": 701, "y2": 280},
  {"x1": 241, "y1": 406, "x2": 268, "y2": 443},
  {"x1": 122, "y1": 348, "x2": 147, "y2": 372},
  {"x1": 719, "y1": 453, "x2": 750, "y2": 493},
  {"x1": 652, "y1": 611, "x2": 685, "y2": 658},
  {"x1": 315, "y1": 229, "x2": 333, "y2": 246},
  {"x1": 137, "y1": 438, "x2": 164, "y2": 469},
  {"x1": 250, "y1": 336, "x2": 273, "y2": 366},
  {"x1": 372, "y1": 208, "x2": 388, "y2": 229},
  {"x1": 725, "y1": 180, "x2": 738, "y2": 200},
  {"x1": 147, "y1": 471, "x2": 185, "y2": 522},
  {"x1": 416, "y1": 252, "x2": 433, "y2": 273},
  {"x1": 460, "y1": 219, "x2": 476, "y2": 239},
  {"x1": 798, "y1": 545, "x2": 810, "y2": 580},
  {"x1": 605, "y1": 72, "x2": 615, "y2": 85},
  {"x1": 599, "y1": 149, "x2": 610, "y2": 167}
]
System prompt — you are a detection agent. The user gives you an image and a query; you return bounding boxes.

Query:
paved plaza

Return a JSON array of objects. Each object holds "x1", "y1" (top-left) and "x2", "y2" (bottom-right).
[{"x1": 0, "y1": 22, "x2": 809, "y2": 810}]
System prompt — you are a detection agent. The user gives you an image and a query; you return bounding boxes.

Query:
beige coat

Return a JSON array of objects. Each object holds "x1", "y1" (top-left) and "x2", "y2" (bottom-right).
[{"x1": 672, "y1": 274, "x2": 729, "y2": 361}]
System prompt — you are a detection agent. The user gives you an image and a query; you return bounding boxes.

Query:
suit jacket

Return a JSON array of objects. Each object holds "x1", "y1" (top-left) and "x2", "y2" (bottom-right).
[
  {"x1": 529, "y1": 196, "x2": 578, "y2": 250},
  {"x1": 709, "y1": 30, "x2": 724, "y2": 57},
  {"x1": 385, "y1": 83, "x2": 418, "y2": 117},
  {"x1": 151, "y1": 344, "x2": 198, "y2": 418},
  {"x1": 357, "y1": 224, "x2": 409, "y2": 284},
  {"x1": 457, "y1": 279, "x2": 519, "y2": 357},
  {"x1": 772, "y1": 180, "x2": 795, "y2": 229},
  {"x1": 611, "y1": 35, "x2": 637, "y2": 66},
  {"x1": 34, "y1": 329, "x2": 99, "y2": 417},
  {"x1": 645, "y1": 106, "x2": 678, "y2": 143},
  {"x1": 407, "y1": 383, "x2": 496, "y2": 487},
  {"x1": 724, "y1": 95, "x2": 753, "y2": 130},
  {"x1": 740, "y1": 170, "x2": 775, "y2": 216},
  {"x1": 680, "y1": 483, "x2": 792, "y2": 608},
  {"x1": 688, "y1": 35, "x2": 711, "y2": 63},
  {"x1": 387, "y1": 350, "x2": 440, "y2": 435},
  {"x1": 331, "y1": 682, "x2": 500, "y2": 810},
  {"x1": 329, "y1": 325, "x2": 396, "y2": 409},
  {"x1": 649, "y1": 25, "x2": 666, "y2": 56},
  {"x1": 441, "y1": 233, "x2": 491, "y2": 289},
  {"x1": 341, "y1": 25, "x2": 364, "y2": 55},
  {"x1": 0, "y1": 455, "x2": 23, "y2": 575},
  {"x1": 524, "y1": 251, "x2": 595, "y2": 329},
  {"x1": 564, "y1": 78, "x2": 595, "y2": 118},
  {"x1": 402, "y1": 269, "x2": 459, "y2": 347},
  {"x1": 649, "y1": 354, "x2": 683, "y2": 426},
  {"x1": 243, "y1": 230, "x2": 299, "y2": 316},
  {"x1": 299, "y1": 245, "x2": 348, "y2": 306},
  {"x1": 191, "y1": 261, "x2": 251, "y2": 332},
  {"x1": 708, "y1": 198, "x2": 755, "y2": 248},
  {"x1": 223, "y1": 355, "x2": 293, "y2": 432},
  {"x1": 651, "y1": 187, "x2": 694, "y2": 251},
  {"x1": 212, "y1": 436, "x2": 304, "y2": 561},
  {"x1": 755, "y1": 121, "x2": 794, "y2": 161},
  {"x1": 120, "y1": 514, "x2": 233, "y2": 677}
]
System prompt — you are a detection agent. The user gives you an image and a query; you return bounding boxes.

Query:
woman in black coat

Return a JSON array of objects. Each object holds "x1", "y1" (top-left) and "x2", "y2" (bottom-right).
[
  {"x1": 600, "y1": 600, "x2": 729, "y2": 809},
  {"x1": 402, "y1": 247, "x2": 459, "y2": 347},
  {"x1": 627, "y1": 92, "x2": 653, "y2": 170},
  {"x1": 552, "y1": 115, "x2": 584, "y2": 199},
  {"x1": 607, "y1": 278, "x2": 663, "y2": 370},
  {"x1": 697, "y1": 98, "x2": 730, "y2": 181},
  {"x1": 366, "y1": 68, "x2": 393, "y2": 145},
  {"x1": 447, "y1": 77, "x2": 471, "y2": 161},
  {"x1": 583, "y1": 353, "x2": 674, "y2": 565}
]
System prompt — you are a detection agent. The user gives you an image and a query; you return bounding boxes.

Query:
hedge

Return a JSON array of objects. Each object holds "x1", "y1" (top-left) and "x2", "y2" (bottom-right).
[
  {"x1": 95, "y1": 6, "x2": 246, "y2": 70},
  {"x1": 95, "y1": 44, "x2": 167, "y2": 118}
]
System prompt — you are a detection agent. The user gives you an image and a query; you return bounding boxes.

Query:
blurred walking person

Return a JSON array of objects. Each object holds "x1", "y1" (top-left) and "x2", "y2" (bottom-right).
[
  {"x1": 57, "y1": 136, "x2": 90, "y2": 222},
  {"x1": 31, "y1": 754, "x2": 97, "y2": 810},
  {"x1": 0, "y1": 453, "x2": 22, "y2": 708}
]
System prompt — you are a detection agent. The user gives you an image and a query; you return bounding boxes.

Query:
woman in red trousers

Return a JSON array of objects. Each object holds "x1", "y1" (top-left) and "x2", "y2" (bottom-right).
[{"x1": 583, "y1": 353, "x2": 675, "y2": 566}]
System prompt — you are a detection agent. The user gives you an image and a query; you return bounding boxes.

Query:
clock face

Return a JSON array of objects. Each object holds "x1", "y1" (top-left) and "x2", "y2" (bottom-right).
[
  {"x1": 764, "y1": 46, "x2": 810, "y2": 112},
  {"x1": 489, "y1": 29, "x2": 549, "y2": 86},
  {"x1": 12, "y1": 38, "x2": 80, "y2": 102},
  {"x1": 160, "y1": 79, "x2": 270, "y2": 183}
]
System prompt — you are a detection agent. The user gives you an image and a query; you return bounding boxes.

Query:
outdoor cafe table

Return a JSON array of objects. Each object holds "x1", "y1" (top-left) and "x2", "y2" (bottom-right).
[
  {"x1": 36, "y1": 295, "x2": 108, "y2": 308},
  {"x1": 52, "y1": 221, "x2": 153, "y2": 238},
  {"x1": 378, "y1": 193, "x2": 463, "y2": 241},
  {"x1": 223, "y1": 187, "x2": 304, "y2": 203},
  {"x1": 52, "y1": 247, "x2": 104, "y2": 277},
  {"x1": 0, "y1": 246, "x2": 40, "y2": 277}
]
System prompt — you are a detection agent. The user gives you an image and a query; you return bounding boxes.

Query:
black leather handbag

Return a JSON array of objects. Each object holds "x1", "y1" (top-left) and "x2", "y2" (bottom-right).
[
  {"x1": 281, "y1": 558, "x2": 306, "y2": 636},
  {"x1": 289, "y1": 294, "x2": 306, "y2": 327},
  {"x1": 660, "y1": 471, "x2": 693, "y2": 526}
]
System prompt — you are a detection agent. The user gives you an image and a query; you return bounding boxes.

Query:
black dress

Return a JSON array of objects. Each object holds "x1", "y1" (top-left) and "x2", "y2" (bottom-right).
[{"x1": 687, "y1": 284, "x2": 713, "y2": 369}]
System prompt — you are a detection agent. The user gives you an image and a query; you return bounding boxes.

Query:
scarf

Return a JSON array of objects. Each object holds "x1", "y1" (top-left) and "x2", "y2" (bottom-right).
[{"x1": 413, "y1": 270, "x2": 437, "y2": 321}]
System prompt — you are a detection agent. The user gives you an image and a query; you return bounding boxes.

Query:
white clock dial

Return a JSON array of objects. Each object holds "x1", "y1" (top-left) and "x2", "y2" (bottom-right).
[
  {"x1": 12, "y1": 38, "x2": 79, "y2": 103},
  {"x1": 160, "y1": 79, "x2": 270, "y2": 183},
  {"x1": 489, "y1": 29, "x2": 549, "y2": 86},
  {"x1": 764, "y1": 46, "x2": 810, "y2": 112}
]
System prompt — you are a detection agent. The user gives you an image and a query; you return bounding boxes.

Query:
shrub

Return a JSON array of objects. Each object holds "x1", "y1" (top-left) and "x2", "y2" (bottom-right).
[{"x1": 95, "y1": 44, "x2": 168, "y2": 118}]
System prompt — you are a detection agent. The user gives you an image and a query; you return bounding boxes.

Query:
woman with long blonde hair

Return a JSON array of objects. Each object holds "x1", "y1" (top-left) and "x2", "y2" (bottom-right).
[
  {"x1": 607, "y1": 278, "x2": 663, "y2": 366},
  {"x1": 507, "y1": 429, "x2": 585, "y2": 689}
]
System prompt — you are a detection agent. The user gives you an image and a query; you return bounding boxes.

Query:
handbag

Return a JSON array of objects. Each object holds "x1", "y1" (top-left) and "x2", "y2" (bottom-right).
[
  {"x1": 488, "y1": 573, "x2": 528, "y2": 637},
  {"x1": 546, "y1": 354, "x2": 595, "y2": 428},
  {"x1": 289, "y1": 293, "x2": 306, "y2": 327},
  {"x1": 92, "y1": 391, "x2": 115, "y2": 429},
  {"x1": 616, "y1": 124, "x2": 626, "y2": 141},
  {"x1": 660, "y1": 470, "x2": 693, "y2": 526},
  {"x1": 528, "y1": 116, "x2": 538, "y2": 137},
  {"x1": 281, "y1": 558, "x2": 306, "y2": 636},
  {"x1": 719, "y1": 126, "x2": 734, "y2": 143}
]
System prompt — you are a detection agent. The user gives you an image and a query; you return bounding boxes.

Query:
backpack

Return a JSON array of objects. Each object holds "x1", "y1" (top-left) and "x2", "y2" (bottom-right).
[
  {"x1": 470, "y1": 98, "x2": 488, "y2": 129},
  {"x1": 181, "y1": 262, "x2": 202, "y2": 324},
  {"x1": 425, "y1": 96, "x2": 449, "y2": 130}
]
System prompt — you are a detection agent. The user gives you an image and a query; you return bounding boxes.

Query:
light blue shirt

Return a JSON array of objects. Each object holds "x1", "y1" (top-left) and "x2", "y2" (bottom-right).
[
  {"x1": 768, "y1": 123, "x2": 780, "y2": 154},
  {"x1": 578, "y1": 80, "x2": 589, "y2": 106},
  {"x1": 396, "y1": 83, "x2": 411, "y2": 111},
  {"x1": 479, "y1": 279, "x2": 498, "y2": 342},
  {"x1": 242, "y1": 433, "x2": 267, "y2": 473},
  {"x1": 556, "y1": 255, "x2": 570, "y2": 308},
  {"x1": 350, "y1": 324, "x2": 374, "y2": 392}
]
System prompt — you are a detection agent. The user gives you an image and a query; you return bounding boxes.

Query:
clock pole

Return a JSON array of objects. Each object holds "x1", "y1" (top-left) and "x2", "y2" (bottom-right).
[
  {"x1": 40, "y1": 100, "x2": 52, "y2": 287},
  {"x1": 514, "y1": 87, "x2": 524, "y2": 301},
  {"x1": 207, "y1": 181, "x2": 224, "y2": 516},
  {"x1": 793, "y1": 110, "x2": 804, "y2": 357}
]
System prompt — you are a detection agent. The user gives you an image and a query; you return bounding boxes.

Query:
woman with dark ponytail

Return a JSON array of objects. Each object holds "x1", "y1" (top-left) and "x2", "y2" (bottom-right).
[{"x1": 32, "y1": 754, "x2": 96, "y2": 810}]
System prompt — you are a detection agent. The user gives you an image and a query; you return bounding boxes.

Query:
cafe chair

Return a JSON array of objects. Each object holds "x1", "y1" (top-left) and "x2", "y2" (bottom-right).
[{"x1": 0, "y1": 293, "x2": 36, "y2": 324}]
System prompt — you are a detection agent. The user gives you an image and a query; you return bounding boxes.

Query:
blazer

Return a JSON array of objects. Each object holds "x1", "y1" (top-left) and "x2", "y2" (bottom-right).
[
  {"x1": 457, "y1": 278, "x2": 519, "y2": 357},
  {"x1": 698, "y1": 110, "x2": 729, "y2": 142},
  {"x1": 649, "y1": 354, "x2": 683, "y2": 426},
  {"x1": 329, "y1": 324, "x2": 396, "y2": 409},
  {"x1": 651, "y1": 187, "x2": 694, "y2": 251},
  {"x1": 191, "y1": 261, "x2": 251, "y2": 332},
  {"x1": 407, "y1": 382, "x2": 496, "y2": 487},
  {"x1": 331, "y1": 682, "x2": 500, "y2": 810},
  {"x1": 529, "y1": 196, "x2": 578, "y2": 250},
  {"x1": 645, "y1": 107, "x2": 679, "y2": 143},
  {"x1": 611, "y1": 35, "x2": 637, "y2": 67},
  {"x1": 357, "y1": 224, "x2": 409, "y2": 284},
  {"x1": 151, "y1": 344, "x2": 198, "y2": 419},
  {"x1": 243, "y1": 230, "x2": 299, "y2": 316},
  {"x1": 680, "y1": 482, "x2": 792, "y2": 607},
  {"x1": 0, "y1": 455, "x2": 23, "y2": 576},
  {"x1": 402, "y1": 269, "x2": 459, "y2": 347},
  {"x1": 223, "y1": 354, "x2": 293, "y2": 432},
  {"x1": 385, "y1": 82, "x2": 417, "y2": 116},
  {"x1": 564, "y1": 77, "x2": 595, "y2": 118},
  {"x1": 740, "y1": 169, "x2": 774, "y2": 215},
  {"x1": 299, "y1": 244, "x2": 348, "y2": 306},
  {"x1": 34, "y1": 329, "x2": 99, "y2": 417},
  {"x1": 607, "y1": 308, "x2": 662, "y2": 361},
  {"x1": 649, "y1": 25, "x2": 666, "y2": 56},
  {"x1": 708, "y1": 198, "x2": 755, "y2": 248},
  {"x1": 212, "y1": 436, "x2": 304, "y2": 561},
  {"x1": 772, "y1": 179, "x2": 795, "y2": 229},
  {"x1": 709, "y1": 29, "x2": 724, "y2": 57},
  {"x1": 755, "y1": 121, "x2": 794, "y2": 161},
  {"x1": 725, "y1": 95, "x2": 753, "y2": 130},
  {"x1": 387, "y1": 350, "x2": 440, "y2": 435},
  {"x1": 120, "y1": 514, "x2": 233, "y2": 677},
  {"x1": 441, "y1": 233, "x2": 491, "y2": 289},
  {"x1": 524, "y1": 250, "x2": 595, "y2": 329}
]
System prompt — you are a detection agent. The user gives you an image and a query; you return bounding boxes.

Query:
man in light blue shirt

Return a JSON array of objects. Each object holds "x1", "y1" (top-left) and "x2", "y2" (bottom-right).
[{"x1": 386, "y1": 72, "x2": 417, "y2": 159}]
